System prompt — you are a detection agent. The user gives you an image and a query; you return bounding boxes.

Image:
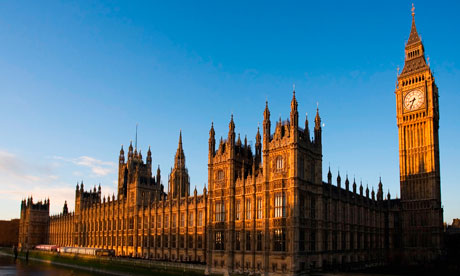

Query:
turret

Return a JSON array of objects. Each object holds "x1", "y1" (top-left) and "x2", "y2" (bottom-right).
[
  {"x1": 156, "y1": 165, "x2": 161, "y2": 185},
  {"x1": 304, "y1": 112, "x2": 310, "y2": 142},
  {"x1": 337, "y1": 170, "x2": 341, "y2": 189},
  {"x1": 147, "y1": 146, "x2": 152, "y2": 166},
  {"x1": 63, "y1": 200, "x2": 68, "y2": 215},
  {"x1": 209, "y1": 122, "x2": 215, "y2": 157},
  {"x1": 128, "y1": 140, "x2": 133, "y2": 161},
  {"x1": 290, "y1": 89, "x2": 298, "y2": 138},
  {"x1": 263, "y1": 101, "x2": 271, "y2": 145},
  {"x1": 353, "y1": 178, "x2": 357, "y2": 194},
  {"x1": 175, "y1": 131, "x2": 185, "y2": 168},
  {"x1": 170, "y1": 132, "x2": 190, "y2": 198},
  {"x1": 119, "y1": 145, "x2": 125, "y2": 164},
  {"x1": 314, "y1": 107, "x2": 322, "y2": 145},
  {"x1": 377, "y1": 177, "x2": 383, "y2": 201},
  {"x1": 327, "y1": 166, "x2": 332, "y2": 184},
  {"x1": 255, "y1": 126, "x2": 262, "y2": 166},
  {"x1": 228, "y1": 114, "x2": 235, "y2": 148}
]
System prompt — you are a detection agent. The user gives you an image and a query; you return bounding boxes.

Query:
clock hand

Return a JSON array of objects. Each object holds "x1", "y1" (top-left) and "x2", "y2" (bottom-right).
[{"x1": 410, "y1": 98, "x2": 416, "y2": 108}]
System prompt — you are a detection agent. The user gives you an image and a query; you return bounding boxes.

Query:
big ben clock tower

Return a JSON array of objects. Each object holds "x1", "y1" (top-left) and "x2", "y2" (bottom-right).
[{"x1": 395, "y1": 5, "x2": 443, "y2": 261}]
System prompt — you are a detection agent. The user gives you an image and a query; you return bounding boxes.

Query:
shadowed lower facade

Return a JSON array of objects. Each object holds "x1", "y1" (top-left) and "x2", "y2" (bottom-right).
[{"x1": 18, "y1": 9, "x2": 443, "y2": 276}]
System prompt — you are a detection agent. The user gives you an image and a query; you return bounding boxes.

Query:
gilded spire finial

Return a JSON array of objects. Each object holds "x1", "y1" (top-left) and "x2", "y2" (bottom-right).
[{"x1": 411, "y1": 3, "x2": 415, "y2": 17}]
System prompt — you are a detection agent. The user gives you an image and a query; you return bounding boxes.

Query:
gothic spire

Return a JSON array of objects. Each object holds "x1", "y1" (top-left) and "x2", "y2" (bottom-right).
[
  {"x1": 209, "y1": 122, "x2": 216, "y2": 156},
  {"x1": 229, "y1": 114, "x2": 235, "y2": 133},
  {"x1": 290, "y1": 88, "x2": 299, "y2": 130},
  {"x1": 264, "y1": 101, "x2": 270, "y2": 121},
  {"x1": 315, "y1": 105, "x2": 321, "y2": 130},
  {"x1": 209, "y1": 122, "x2": 215, "y2": 139},
  {"x1": 291, "y1": 89, "x2": 298, "y2": 111},
  {"x1": 407, "y1": 3, "x2": 421, "y2": 46},
  {"x1": 175, "y1": 131, "x2": 185, "y2": 168},
  {"x1": 304, "y1": 112, "x2": 310, "y2": 137},
  {"x1": 256, "y1": 126, "x2": 261, "y2": 144},
  {"x1": 228, "y1": 114, "x2": 235, "y2": 146}
]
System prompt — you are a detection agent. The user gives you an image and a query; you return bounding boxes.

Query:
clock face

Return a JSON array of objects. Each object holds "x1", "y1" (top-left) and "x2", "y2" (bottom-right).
[{"x1": 404, "y1": 89, "x2": 425, "y2": 111}]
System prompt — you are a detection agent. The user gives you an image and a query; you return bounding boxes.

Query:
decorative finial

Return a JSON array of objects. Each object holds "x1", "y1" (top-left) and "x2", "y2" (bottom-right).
[
  {"x1": 397, "y1": 66, "x2": 400, "y2": 76},
  {"x1": 411, "y1": 3, "x2": 415, "y2": 17},
  {"x1": 293, "y1": 83, "x2": 295, "y2": 92}
]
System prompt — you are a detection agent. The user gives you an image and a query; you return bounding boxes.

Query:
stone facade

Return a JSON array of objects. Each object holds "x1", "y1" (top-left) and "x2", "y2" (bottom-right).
[
  {"x1": 395, "y1": 7, "x2": 443, "y2": 263},
  {"x1": 205, "y1": 94, "x2": 402, "y2": 275},
  {"x1": 0, "y1": 219, "x2": 20, "y2": 247},
  {"x1": 18, "y1": 9, "x2": 443, "y2": 276},
  {"x1": 45, "y1": 135, "x2": 208, "y2": 262},
  {"x1": 18, "y1": 198, "x2": 49, "y2": 248}
]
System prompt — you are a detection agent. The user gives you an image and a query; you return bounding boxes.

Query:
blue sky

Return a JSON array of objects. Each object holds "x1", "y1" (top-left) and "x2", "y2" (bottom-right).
[{"x1": 0, "y1": 1, "x2": 458, "y2": 223}]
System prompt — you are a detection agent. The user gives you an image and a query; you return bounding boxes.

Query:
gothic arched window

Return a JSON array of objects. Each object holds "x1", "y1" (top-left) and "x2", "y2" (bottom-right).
[
  {"x1": 276, "y1": 156, "x2": 284, "y2": 170},
  {"x1": 217, "y1": 170, "x2": 224, "y2": 181}
]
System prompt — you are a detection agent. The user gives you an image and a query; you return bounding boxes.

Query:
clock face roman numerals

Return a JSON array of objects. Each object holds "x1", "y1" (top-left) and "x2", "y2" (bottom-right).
[{"x1": 404, "y1": 89, "x2": 425, "y2": 111}]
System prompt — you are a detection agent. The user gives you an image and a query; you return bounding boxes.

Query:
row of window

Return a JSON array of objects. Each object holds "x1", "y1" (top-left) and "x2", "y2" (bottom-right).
[
  {"x1": 215, "y1": 156, "x2": 286, "y2": 182},
  {"x1": 212, "y1": 230, "x2": 384, "y2": 253},
  {"x1": 76, "y1": 234, "x2": 204, "y2": 249},
  {"x1": 216, "y1": 192, "x2": 286, "y2": 222},
  {"x1": 76, "y1": 211, "x2": 204, "y2": 232},
  {"x1": 402, "y1": 74, "x2": 425, "y2": 87},
  {"x1": 214, "y1": 229, "x2": 286, "y2": 252}
]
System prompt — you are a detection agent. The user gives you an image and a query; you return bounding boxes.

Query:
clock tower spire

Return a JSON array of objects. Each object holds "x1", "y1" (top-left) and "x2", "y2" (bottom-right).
[{"x1": 395, "y1": 4, "x2": 442, "y2": 262}]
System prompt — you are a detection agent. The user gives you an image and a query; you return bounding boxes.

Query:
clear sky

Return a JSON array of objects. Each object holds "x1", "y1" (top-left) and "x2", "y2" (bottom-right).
[{"x1": 0, "y1": 1, "x2": 458, "y2": 223}]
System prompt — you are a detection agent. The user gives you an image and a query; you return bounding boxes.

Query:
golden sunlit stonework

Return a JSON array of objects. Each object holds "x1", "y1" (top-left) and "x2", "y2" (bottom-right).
[{"x1": 18, "y1": 9, "x2": 443, "y2": 276}]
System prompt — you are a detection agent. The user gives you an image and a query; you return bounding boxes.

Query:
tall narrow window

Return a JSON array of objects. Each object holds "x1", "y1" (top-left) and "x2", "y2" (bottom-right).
[
  {"x1": 273, "y1": 229, "x2": 286, "y2": 251},
  {"x1": 189, "y1": 212, "x2": 194, "y2": 227},
  {"x1": 172, "y1": 214, "x2": 177, "y2": 228},
  {"x1": 198, "y1": 211, "x2": 203, "y2": 226},
  {"x1": 256, "y1": 231, "x2": 263, "y2": 251},
  {"x1": 257, "y1": 197, "x2": 263, "y2": 219},
  {"x1": 275, "y1": 192, "x2": 286, "y2": 218},
  {"x1": 236, "y1": 200, "x2": 241, "y2": 220},
  {"x1": 181, "y1": 213, "x2": 185, "y2": 227},
  {"x1": 217, "y1": 170, "x2": 224, "y2": 181},
  {"x1": 235, "y1": 231, "x2": 241, "y2": 251},
  {"x1": 246, "y1": 231, "x2": 252, "y2": 251},
  {"x1": 216, "y1": 202, "x2": 225, "y2": 222},
  {"x1": 215, "y1": 231, "x2": 224, "y2": 250},
  {"x1": 198, "y1": 235, "x2": 203, "y2": 249},
  {"x1": 245, "y1": 199, "x2": 252, "y2": 220},
  {"x1": 276, "y1": 156, "x2": 284, "y2": 170}
]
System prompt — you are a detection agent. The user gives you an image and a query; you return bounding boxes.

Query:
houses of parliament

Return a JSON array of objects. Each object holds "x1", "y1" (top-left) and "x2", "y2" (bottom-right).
[{"x1": 18, "y1": 8, "x2": 444, "y2": 276}]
